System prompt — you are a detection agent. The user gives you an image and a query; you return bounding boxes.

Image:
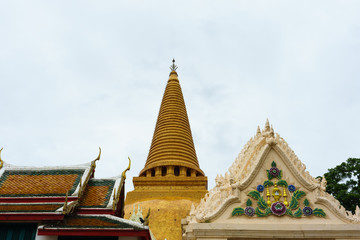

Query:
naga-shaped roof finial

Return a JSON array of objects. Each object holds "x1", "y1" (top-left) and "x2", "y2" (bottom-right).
[
  {"x1": 169, "y1": 58, "x2": 178, "y2": 71},
  {"x1": 90, "y1": 147, "x2": 101, "y2": 170},
  {"x1": 94, "y1": 147, "x2": 101, "y2": 162},
  {"x1": 122, "y1": 157, "x2": 131, "y2": 180},
  {"x1": 0, "y1": 148, "x2": 3, "y2": 169}
]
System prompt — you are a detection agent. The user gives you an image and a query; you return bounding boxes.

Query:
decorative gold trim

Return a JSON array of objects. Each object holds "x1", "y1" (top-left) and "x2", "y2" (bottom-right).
[
  {"x1": 122, "y1": 157, "x2": 131, "y2": 180},
  {"x1": 272, "y1": 182, "x2": 281, "y2": 203},
  {"x1": 63, "y1": 147, "x2": 102, "y2": 215},
  {"x1": 266, "y1": 186, "x2": 271, "y2": 207},
  {"x1": 143, "y1": 208, "x2": 151, "y2": 226},
  {"x1": 79, "y1": 147, "x2": 101, "y2": 200},
  {"x1": 95, "y1": 147, "x2": 101, "y2": 161},
  {"x1": 283, "y1": 186, "x2": 288, "y2": 207},
  {"x1": 62, "y1": 190, "x2": 78, "y2": 214},
  {"x1": 113, "y1": 157, "x2": 131, "y2": 211},
  {"x1": 62, "y1": 191, "x2": 68, "y2": 214},
  {"x1": 91, "y1": 147, "x2": 101, "y2": 169},
  {"x1": 0, "y1": 148, "x2": 3, "y2": 170}
]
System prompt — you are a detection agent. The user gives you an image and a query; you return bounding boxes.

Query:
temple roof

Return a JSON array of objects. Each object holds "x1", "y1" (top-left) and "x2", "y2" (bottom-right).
[
  {"x1": 0, "y1": 149, "x2": 127, "y2": 218},
  {"x1": 139, "y1": 67, "x2": 204, "y2": 176},
  {"x1": 79, "y1": 179, "x2": 116, "y2": 208},
  {"x1": 0, "y1": 148, "x2": 150, "y2": 238},
  {"x1": 0, "y1": 168, "x2": 85, "y2": 197},
  {"x1": 0, "y1": 160, "x2": 95, "y2": 219}
]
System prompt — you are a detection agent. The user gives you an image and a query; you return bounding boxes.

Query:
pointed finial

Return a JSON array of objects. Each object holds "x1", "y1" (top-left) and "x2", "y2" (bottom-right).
[
  {"x1": 0, "y1": 148, "x2": 3, "y2": 169},
  {"x1": 265, "y1": 119, "x2": 270, "y2": 131},
  {"x1": 270, "y1": 124, "x2": 274, "y2": 137},
  {"x1": 169, "y1": 58, "x2": 178, "y2": 71},
  {"x1": 95, "y1": 147, "x2": 101, "y2": 162},
  {"x1": 256, "y1": 126, "x2": 261, "y2": 135},
  {"x1": 121, "y1": 157, "x2": 131, "y2": 180},
  {"x1": 91, "y1": 147, "x2": 101, "y2": 170}
]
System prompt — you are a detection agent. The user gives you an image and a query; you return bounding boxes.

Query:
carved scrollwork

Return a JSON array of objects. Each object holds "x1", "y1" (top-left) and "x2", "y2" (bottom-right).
[{"x1": 188, "y1": 120, "x2": 360, "y2": 224}]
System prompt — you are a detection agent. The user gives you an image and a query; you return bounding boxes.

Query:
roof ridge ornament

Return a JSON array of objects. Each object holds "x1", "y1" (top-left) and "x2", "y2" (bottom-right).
[
  {"x1": 94, "y1": 147, "x2": 101, "y2": 162},
  {"x1": 122, "y1": 157, "x2": 131, "y2": 180},
  {"x1": 169, "y1": 58, "x2": 178, "y2": 71},
  {"x1": 256, "y1": 126, "x2": 261, "y2": 136},
  {"x1": 113, "y1": 157, "x2": 131, "y2": 211},
  {"x1": 265, "y1": 118, "x2": 270, "y2": 132},
  {"x1": 90, "y1": 147, "x2": 101, "y2": 169},
  {"x1": 0, "y1": 148, "x2": 3, "y2": 169}
]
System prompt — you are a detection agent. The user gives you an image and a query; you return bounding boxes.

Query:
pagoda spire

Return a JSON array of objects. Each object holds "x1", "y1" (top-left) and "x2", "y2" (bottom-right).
[
  {"x1": 139, "y1": 61, "x2": 204, "y2": 177},
  {"x1": 169, "y1": 58, "x2": 178, "y2": 71},
  {"x1": 125, "y1": 62, "x2": 208, "y2": 240}
]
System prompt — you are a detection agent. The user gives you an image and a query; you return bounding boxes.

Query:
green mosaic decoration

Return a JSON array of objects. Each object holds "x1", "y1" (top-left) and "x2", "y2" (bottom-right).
[{"x1": 232, "y1": 161, "x2": 326, "y2": 218}]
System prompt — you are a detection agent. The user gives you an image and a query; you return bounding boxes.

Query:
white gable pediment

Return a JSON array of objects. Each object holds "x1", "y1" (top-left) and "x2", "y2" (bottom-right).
[{"x1": 186, "y1": 120, "x2": 360, "y2": 225}]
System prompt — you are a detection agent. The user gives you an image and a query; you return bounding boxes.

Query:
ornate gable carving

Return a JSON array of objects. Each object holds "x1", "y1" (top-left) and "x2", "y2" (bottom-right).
[{"x1": 186, "y1": 120, "x2": 360, "y2": 224}]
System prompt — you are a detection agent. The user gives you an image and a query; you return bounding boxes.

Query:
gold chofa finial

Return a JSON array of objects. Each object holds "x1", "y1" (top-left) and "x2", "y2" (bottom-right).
[
  {"x1": 91, "y1": 147, "x2": 101, "y2": 169},
  {"x1": 122, "y1": 157, "x2": 131, "y2": 180},
  {"x1": 169, "y1": 58, "x2": 178, "y2": 71},
  {"x1": 0, "y1": 148, "x2": 3, "y2": 169},
  {"x1": 95, "y1": 147, "x2": 101, "y2": 162}
]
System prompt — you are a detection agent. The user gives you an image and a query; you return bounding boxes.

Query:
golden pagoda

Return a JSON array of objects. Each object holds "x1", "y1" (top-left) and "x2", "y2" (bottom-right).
[{"x1": 125, "y1": 60, "x2": 208, "y2": 240}]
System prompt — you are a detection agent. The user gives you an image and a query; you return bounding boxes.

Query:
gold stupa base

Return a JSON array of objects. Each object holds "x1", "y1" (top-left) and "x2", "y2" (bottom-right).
[{"x1": 124, "y1": 198, "x2": 202, "y2": 240}]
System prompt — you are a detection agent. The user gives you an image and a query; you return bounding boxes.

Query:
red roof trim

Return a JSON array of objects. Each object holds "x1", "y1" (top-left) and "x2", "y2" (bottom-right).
[
  {"x1": 0, "y1": 196, "x2": 77, "y2": 203},
  {"x1": 0, "y1": 213, "x2": 64, "y2": 221},
  {"x1": 38, "y1": 229, "x2": 151, "y2": 240}
]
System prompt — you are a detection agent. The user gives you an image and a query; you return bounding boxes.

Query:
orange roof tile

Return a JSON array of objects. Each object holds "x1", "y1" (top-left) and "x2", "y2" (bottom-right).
[
  {"x1": 65, "y1": 216, "x2": 118, "y2": 227},
  {"x1": 80, "y1": 179, "x2": 115, "y2": 208},
  {"x1": 0, "y1": 169, "x2": 85, "y2": 196},
  {"x1": 0, "y1": 204, "x2": 63, "y2": 212}
]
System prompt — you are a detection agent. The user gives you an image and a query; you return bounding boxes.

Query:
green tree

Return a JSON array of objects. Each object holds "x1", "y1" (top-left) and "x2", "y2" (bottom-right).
[{"x1": 323, "y1": 158, "x2": 360, "y2": 214}]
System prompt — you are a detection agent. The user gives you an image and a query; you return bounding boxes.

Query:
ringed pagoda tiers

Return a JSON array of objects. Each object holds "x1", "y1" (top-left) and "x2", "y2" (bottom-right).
[
  {"x1": 125, "y1": 60, "x2": 208, "y2": 240},
  {"x1": 139, "y1": 60, "x2": 205, "y2": 179}
]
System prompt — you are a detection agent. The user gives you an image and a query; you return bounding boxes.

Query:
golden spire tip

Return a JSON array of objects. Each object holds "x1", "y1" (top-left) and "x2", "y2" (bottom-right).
[{"x1": 169, "y1": 58, "x2": 178, "y2": 71}]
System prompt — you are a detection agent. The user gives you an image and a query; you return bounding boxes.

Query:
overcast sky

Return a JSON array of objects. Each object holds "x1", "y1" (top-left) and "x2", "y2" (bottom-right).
[{"x1": 1, "y1": 1, "x2": 359, "y2": 192}]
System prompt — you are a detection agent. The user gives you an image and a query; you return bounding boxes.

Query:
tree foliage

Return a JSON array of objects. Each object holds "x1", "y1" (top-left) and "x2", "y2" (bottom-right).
[{"x1": 323, "y1": 158, "x2": 360, "y2": 214}]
